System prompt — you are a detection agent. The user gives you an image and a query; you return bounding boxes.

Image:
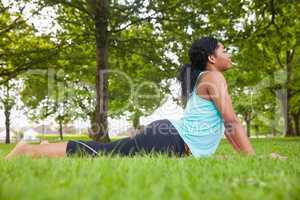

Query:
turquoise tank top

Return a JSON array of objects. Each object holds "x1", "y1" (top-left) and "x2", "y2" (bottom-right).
[{"x1": 169, "y1": 71, "x2": 225, "y2": 157}]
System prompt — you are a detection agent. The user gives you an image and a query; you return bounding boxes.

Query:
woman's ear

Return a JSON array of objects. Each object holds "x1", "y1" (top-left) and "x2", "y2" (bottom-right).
[{"x1": 208, "y1": 55, "x2": 216, "y2": 64}]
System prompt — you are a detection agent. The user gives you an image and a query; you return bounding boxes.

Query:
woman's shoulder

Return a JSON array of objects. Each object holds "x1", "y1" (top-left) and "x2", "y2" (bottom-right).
[{"x1": 203, "y1": 70, "x2": 226, "y2": 85}]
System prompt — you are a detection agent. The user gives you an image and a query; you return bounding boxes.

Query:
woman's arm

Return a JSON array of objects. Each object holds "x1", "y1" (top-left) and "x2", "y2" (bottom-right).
[
  {"x1": 224, "y1": 119, "x2": 255, "y2": 155},
  {"x1": 224, "y1": 131, "x2": 241, "y2": 152},
  {"x1": 206, "y1": 71, "x2": 255, "y2": 155}
]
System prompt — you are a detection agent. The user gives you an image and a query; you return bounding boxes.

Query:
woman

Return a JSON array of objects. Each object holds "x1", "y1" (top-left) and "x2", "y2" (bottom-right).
[{"x1": 5, "y1": 37, "x2": 255, "y2": 160}]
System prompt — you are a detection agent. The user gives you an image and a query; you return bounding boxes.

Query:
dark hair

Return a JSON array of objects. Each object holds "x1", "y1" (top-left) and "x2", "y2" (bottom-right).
[{"x1": 177, "y1": 37, "x2": 219, "y2": 107}]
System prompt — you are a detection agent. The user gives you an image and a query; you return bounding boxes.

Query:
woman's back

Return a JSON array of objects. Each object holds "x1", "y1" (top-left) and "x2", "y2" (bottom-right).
[{"x1": 169, "y1": 71, "x2": 225, "y2": 157}]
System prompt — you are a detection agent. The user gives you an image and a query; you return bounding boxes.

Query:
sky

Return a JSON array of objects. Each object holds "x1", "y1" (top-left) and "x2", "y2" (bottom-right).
[{"x1": 0, "y1": 0, "x2": 184, "y2": 136}]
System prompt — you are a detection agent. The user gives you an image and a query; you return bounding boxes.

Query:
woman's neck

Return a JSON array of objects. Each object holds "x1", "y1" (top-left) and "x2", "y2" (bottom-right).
[{"x1": 206, "y1": 64, "x2": 222, "y2": 72}]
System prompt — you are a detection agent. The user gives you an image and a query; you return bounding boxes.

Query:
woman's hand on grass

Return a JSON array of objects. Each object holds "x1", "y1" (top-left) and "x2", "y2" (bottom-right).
[
  {"x1": 268, "y1": 152, "x2": 288, "y2": 160},
  {"x1": 258, "y1": 152, "x2": 288, "y2": 160}
]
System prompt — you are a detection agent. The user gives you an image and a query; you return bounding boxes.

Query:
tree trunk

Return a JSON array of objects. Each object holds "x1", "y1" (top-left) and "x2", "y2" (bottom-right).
[
  {"x1": 292, "y1": 112, "x2": 300, "y2": 136},
  {"x1": 285, "y1": 89, "x2": 294, "y2": 136},
  {"x1": 59, "y1": 120, "x2": 63, "y2": 140},
  {"x1": 4, "y1": 107, "x2": 10, "y2": 144},
  {"x1": 244, "y1": 112, "x2": 251, "y2": 137},
  {"x1": 270, "y1": 101, "x2": 277, "y2": 136},
  {"x1": 132, "y1": 111, "x2": 141, "y2": 129},
  {"x1": 297, "y1": 112, "x2": 300, "y2": 136},
  {"x1": 276, "y1": 49, "x2": 296, "y2": 137},
  {"x1": 246, "y1": 120, "x2": 251, "y2": 138},
  {"x1": 91, "y1": 0, "x2": 110, "y2": 142},
  {"x1": 276, "y1": 89, "x2": 287, "y2": 133},
  {"x1": 4, "y1": 82, "x2": 11, "y2": 144},
  {"x1": 284, "y1": 49, "x2": 295, "y2": 137},
  {"x1": 254, "y1": 124, "x2": 259, "y2": 138}
]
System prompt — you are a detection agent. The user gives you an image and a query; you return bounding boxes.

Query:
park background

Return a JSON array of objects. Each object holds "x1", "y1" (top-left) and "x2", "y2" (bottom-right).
[{"x1": 0, "y1": 0, "x2": 300, "y2": 200}]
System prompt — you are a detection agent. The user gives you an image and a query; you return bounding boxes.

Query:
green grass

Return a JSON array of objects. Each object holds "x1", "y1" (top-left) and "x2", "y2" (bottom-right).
[
  {"x1": 36, "y1": 134, "x2": 91, "y2": 141},
  {"x1": 0, "y1": 138, "x2": 300, "y2": 200},
  {"x1": 36, "y1": 134, "x2": 127, "y2": 142}
]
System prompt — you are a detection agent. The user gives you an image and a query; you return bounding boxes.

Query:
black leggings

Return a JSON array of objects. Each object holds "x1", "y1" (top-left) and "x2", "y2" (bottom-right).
[{"x1": 66, "y1": 119, "x2": 186, "y2": 157}]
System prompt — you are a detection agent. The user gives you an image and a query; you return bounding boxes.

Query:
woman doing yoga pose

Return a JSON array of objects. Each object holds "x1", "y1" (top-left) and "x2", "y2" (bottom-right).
[{"x1": 5, "y1": 36, "x2": 255, "y2": 159}]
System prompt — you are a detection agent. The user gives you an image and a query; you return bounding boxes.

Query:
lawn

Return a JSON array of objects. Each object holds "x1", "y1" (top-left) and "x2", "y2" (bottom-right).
[{"x1": 0, "y1": 138, "x2": 300, "y2": 200}]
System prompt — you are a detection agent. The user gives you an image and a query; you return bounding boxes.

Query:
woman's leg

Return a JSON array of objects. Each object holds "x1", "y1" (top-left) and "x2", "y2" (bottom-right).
[
  {"x1": 132, "y1": 119, "x2": 185, "y2": 156},
  {"x1": 66, "y1": 119, "x2": 186, "y2": 157},
  {"x1": 5, "y1": 140, "x2": 67, "y2": 160},
  {"x1": 66, "y1": 137, "x2": 140, "y2": 157},
  {"x1": 5, "y1": 119, "x2": 185, "y2": 159}
]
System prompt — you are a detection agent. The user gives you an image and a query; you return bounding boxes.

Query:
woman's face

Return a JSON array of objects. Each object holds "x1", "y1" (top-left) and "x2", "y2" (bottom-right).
[{"x1": 211, "y1": 43, "x2": 232, "y2": 71}]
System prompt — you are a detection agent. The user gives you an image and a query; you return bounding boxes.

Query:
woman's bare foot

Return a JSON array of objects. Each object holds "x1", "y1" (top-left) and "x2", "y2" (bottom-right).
[
  {"x1": 40, "y1": 140, "x2": 49, "y2": 144},
  {"x1": 4, "y1": 140, "x2": 29, "y2": 160},
  {"x1": 4, "y1": 140, "x2": 68, "y2": 160}
]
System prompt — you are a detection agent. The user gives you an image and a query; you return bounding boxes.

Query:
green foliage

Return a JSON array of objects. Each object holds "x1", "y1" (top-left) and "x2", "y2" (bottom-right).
[
  {"x1": 1, "y1": 0, "x2": 300, "y2": 136},
  {"x1": 224, "y1": 0, "x2": 300, "y2": 135},
  {"x1": 21, "y1": 72, "x2": 95, "y2": 128},
  {"x1": 0, "y1": 2, "x2": 60, "y2": 83}
]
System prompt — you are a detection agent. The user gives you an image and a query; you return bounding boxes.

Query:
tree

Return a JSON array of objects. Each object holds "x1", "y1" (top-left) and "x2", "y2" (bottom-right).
[
  {"x1": 25, "y1": 97, "x2": 56, "y2": 135},
  {"x1": 0, "y1": 1, "x2": 65, "y2": 86},
  {"x1": 18, "y1": 0, "x2": 299, "y2": 140},
  {"x1": 290, "y1": 46, "x2": 300, "y2": 136},
  {"x1": 32, "y1": 0, "x2": 250, "y2": 142},
  {"x1": 234, "y1": 0, "x2": 300, "y2": 136},
  {"x1": 0, "y1": 80, "x2": 22, "y2": 143},
  {"x1": 26, "y1": 0, "x2": 174, "y2": 141},
  {"x1": 21, "y1": 71, "x2": 92, "y2": 140}
]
